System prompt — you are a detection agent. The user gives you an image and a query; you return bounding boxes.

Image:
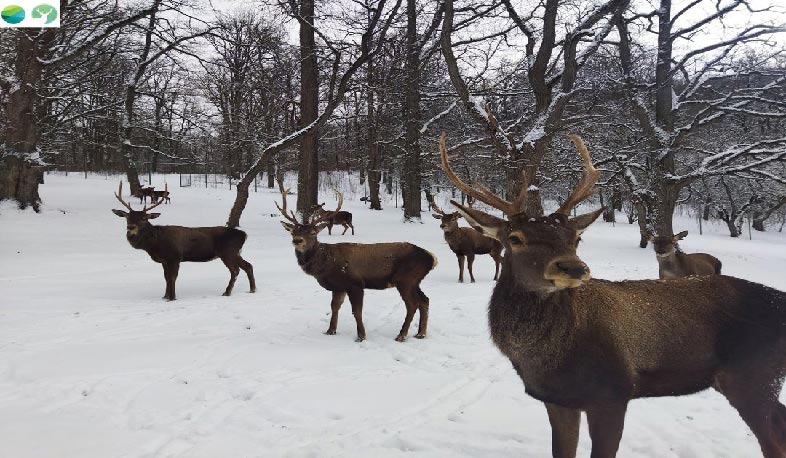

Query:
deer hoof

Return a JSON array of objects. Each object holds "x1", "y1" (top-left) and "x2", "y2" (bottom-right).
[
  {"x1": 249, "y1": 288, "x2": 257, "y2": 293},
  {"x1": 471, "y1": 279, "x2": 476, "y2": 283},
  {"x1": 325, "y1": 329, "x2": 336, "y2": 335},
  {"x1": 355, "y1": 336, "x2": 366, "y2": 342},
  {"x1": 395, "y1": 335, "x2": 406, "y2": 342},
  {"x1": 414, "y1": 333, "x2": 426, "y2": 339},
  {"x1": 222, "y1": 292, "x2": 231, "y2": 297}
]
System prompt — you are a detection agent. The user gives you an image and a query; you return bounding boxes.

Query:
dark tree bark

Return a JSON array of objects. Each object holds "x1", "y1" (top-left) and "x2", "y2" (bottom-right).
[
  {"x1": 402, "y1": 0, "x2": 422, "y2": 221},
  {"x1": 296, "y1": 0, "x2": 320, "y2": 217},
  {"x1": 0, "y1": 29, "x2": 52, "y2": 211},
  {"x1": 366, "y1": 60, "x2": 382, "y2": 210}
]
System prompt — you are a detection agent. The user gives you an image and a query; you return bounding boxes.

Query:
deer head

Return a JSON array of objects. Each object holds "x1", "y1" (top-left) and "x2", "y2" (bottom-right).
[
  {"x1": 277, "y1": 189, "x2": 343, "y2": 253},
  {"x1": 111, "y1": 181, "x2": 166, "y2": 236},
  {"x1": 430, "y1": 199, "x2": 462, "y2": 233},
  {"x1": 439, "y1": 133, "x2": 603, "y2": 293},
  {"x1": 651, "y1": 230, "x2": 688, "y2": 257}
]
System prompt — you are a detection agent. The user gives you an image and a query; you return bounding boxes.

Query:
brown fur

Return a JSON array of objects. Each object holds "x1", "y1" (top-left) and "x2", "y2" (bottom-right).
[
  {"x1": 111, "y1": 211, "x2": 255, "y2": 301},
  {"x1": 652, "y1": 231, "x2": 722, "y2": 279},
  {"x1": 281, "y1": 223, "x2": 436, "y2": 342},
  {"x1": 432, "y1": 212, "x2": 502, "y2": 282},
  {"x1": 312, "y1": 203, "x2": 354, "y2": 235},
  {"x1": 439, "y1": 132, "x2": 786, "y2": 457}
]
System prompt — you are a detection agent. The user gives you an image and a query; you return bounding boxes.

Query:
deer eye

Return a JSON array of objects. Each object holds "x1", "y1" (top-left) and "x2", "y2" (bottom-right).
[{"x1": 509, "y1": 235, "x2": 524, "y2": 246}]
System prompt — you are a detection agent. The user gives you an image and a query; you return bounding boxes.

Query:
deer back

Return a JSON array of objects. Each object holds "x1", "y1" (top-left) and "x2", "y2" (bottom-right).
[
  {"x1": 300, "y1": 242, "x2": 436, "y2": 290},
  {"x1": 490, "y1": 274, "x2": 786, "y2": 405}
]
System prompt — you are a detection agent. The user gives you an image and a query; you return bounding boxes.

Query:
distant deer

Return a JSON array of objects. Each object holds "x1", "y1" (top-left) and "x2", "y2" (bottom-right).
[
  {"x1": 430, "y1": 198, "x2": 502, "y2": 282},
  {"x1": 278, "y1": 190, "x2": 436, "y2": 342},
  {"x1": 111, "y1": 182, "x2": 255, "y2": 300},
  {"x1": 650, "y1": 230, "x2": 722, "y2": 279},
  {"x1": 311, "y1": 202, "x2": 354, "y2": 235},
  {"x1": 152, "y1": 183, "x2": 170, "y2": 204},
  {"x1": 133, "y1": 186, "x2": 156, "y2": 205},
  {"x1": 439, "y1": 132, "x2": 786, "y2": 458}
]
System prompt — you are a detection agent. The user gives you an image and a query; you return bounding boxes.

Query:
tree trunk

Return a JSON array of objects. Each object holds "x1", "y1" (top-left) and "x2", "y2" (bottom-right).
[
  {"x1": 402, "y1": 0, "x2": 421, "y2": 221},
  {"x1": 0, "y1": 29, "x2": 52, "y2": 211},
  {"x1": 267, "y1": 157, "x2": 275, "y2": 188},
  {"x1": 366, "y1": 60, "x2": 382, "y2": 210},
  {"x1": 296, "y1": 0, "x2": 319, "y2": 217}
]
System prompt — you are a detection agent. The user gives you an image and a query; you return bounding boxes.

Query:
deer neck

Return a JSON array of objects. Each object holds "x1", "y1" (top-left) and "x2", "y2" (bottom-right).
[
  {"x1": 488, "y1": 268, "x2": 580, "y2": 367},
  {"x1": 295, "y1": 241, "x2": 329, "y2": 276},
  {"x1": 657, "y1": 250, "x2": 685, "y2": 276},
  {"x1": 127, "y1": 223, "x2": 156, "y2": 250}
]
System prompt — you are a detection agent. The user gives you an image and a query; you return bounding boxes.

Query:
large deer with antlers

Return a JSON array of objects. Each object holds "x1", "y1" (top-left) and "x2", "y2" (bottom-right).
[
  {"x1": 430, "y1": 197, "x2": 502, "y2": 282},
  {"x1": 111, "y1": 182, "x2": 256, "y2": 300},
  {"x1": 277, "y1": 190, "x2": 436, "y2": 342},
  {"x1": 650, "y1": 230, "x2": 722, "y2": 279},
  {"x1": 439, "y1": 133, "x2": 786, "y2": 458}
]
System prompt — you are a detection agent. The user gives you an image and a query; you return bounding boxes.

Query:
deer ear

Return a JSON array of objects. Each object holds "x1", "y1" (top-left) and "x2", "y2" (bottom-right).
[
  {"x1": 432, "y1": 213, "x2": 442, "y2": 219},
  {"x1": 675, "y1": 230, "x2": 688, "y2": 240},
  {"x1": 567, "y1": 207, "x2": 604, "y2": 235},
  {"x1": 450, "y1": 200, "x2": 506, "y2": 241},
  {"x1": 146, "y1": 213, "x2": 161, "y2": 220},
  {"x1": 280, "y1": 221, "x2": 295, "y2": 232},
  {"x1": 112, "y1": 209, "x2": 128, "y2": 218}
]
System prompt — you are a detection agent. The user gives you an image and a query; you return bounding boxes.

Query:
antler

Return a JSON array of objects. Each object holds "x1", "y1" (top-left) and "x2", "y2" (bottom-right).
[
  {"x1": 439, "y1": 132, "x2": 528, "y2": 216},
  {"x1": 428, "y1": 194, "x2": 446, "y2": 215},
  {"x1": 114, "y1": 181, "x2": 133, "y2": 211},
  {"x1": 275, "y1": 188, "x2": 301, "y2": 225},
  {"x1": 555, "y1": 135, "x2": 601, "y2": 216},
  {"x1": 312, "y1": 189, "x2": 343, "y2": 226},
  {"x1": 142, "y1": 182, "x2": 167, "y2": 212}
]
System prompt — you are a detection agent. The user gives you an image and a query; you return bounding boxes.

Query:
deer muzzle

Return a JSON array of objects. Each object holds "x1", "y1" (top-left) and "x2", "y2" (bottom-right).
[{"x1": 544, "y1": 257, "x2": 591, "y2": 289}]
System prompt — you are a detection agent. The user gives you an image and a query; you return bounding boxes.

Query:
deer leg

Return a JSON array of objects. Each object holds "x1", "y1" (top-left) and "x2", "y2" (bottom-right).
[
  {"x1": 163, "y1": 262, "x2": 179, "y2": 301},
  {"x1": 492, "y1": 250, "x2": 501, "y2": 281},
  {"x1": 341, "y1": 224, "x2": 349, "y2": 235},
  {"x1": 586, "y1": 402, "x2": 627, "y2": 458},
  {"x1": 238, "y1": 257, "x2": 256, "y2": 293},
  {"x1": 467, "y1": 254, "x2": 476, "y2": 283},
  {"x1": 395, "y1": 285, "x2": 418, "y2": 342},
  {"x1": 326, "y1": 291, "x2": 346, "y2": 335},
  {"x1": 545, "y1": 402, "x2": 581, "y2": 458},
  {"x1": 457, "y1": 254, "x2": 465, "y2": 282},
  {"x1": 347, "y1": 289, "x2": 366, "y2": 342},
  {"x1": 327, "y1": 223, "x2": 333, "y2": 235},
  {"x1": 350, "y1": 222, "x2": 355, "y2": 235},
  {"x1": 221, "y1": 256, "x2": 240, "y2": 296},
  {"x1": 414, "y1": 287, "x2": 429, "y2": 339},
  {"x1": 716, "y1": 372, "x2": 786, "y2": 457}
]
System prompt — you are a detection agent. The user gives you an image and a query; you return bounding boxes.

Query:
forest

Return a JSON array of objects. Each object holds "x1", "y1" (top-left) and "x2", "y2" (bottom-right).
[{"x1": 1, "y1": 0, "x2": 785, "y2": 241}]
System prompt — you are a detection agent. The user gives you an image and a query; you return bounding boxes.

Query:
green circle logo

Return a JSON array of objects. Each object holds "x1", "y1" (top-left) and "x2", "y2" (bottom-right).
[
  {"x1": 32, "y1": 3, "x2": 57, "y2": 24},
  {"x1": 1, "y1": 5, "x2": 26, "y2": 24}
]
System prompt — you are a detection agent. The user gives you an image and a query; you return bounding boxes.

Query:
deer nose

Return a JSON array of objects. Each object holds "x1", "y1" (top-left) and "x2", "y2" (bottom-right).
[
  {"x1": 556, "y1": 262, "x2": 587, "y2": 279},
  {"x1": 292, "y1": 238, "x2": 304, "y2": 245}
]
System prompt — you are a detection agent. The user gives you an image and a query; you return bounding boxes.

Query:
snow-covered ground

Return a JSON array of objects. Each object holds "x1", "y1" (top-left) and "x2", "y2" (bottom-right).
[{"x1": 2, "y1": 172, "x2": 785, "y2": 458}]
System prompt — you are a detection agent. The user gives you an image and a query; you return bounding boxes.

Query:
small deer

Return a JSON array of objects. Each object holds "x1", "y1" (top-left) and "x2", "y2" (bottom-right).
[
  {"x1": 278, "y1": 190, "x2": 436, "y2": 342},
  {"x1": 430, "y1": 198, "x2": 502, "y2": 282},
  {"x1": 133, "y1": 186, "x2": 156, "y2": 205},
  {"x1": 651, "y1": 230, "x2": 722, "y2": 279},
  {"x1": 311, "y1": 202, "x2": 354, "y2": 235},
  {"x1": 111, "y1": 182, "x2": 255, "y2": 300},
  {"x1": 439, "y1": 132, "x2": 786, "y2": 458},
  {"x1": 151, "y1": 182, "x2": 170, "y2": 204}
]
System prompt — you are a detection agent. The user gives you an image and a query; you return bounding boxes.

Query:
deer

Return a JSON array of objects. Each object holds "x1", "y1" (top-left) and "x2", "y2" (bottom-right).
[
  {"x1": 277, "y1": 189, "x2": 436, "y2": 342},
  {"x1": 430, "y1": 197, "x2": 502, "y2": 282},
  {"x1": 133, "y1": 186, "x2": 156, "y2": 205},
  {"x1": 439, "y1": 132, "x2": 786, "y2": 458},
  {"x1": 310, "y1": 202, "x2": 354, "y2": 235},
  {"x1": 650, "y1": 230, "x2": 722, "y2": 279},
  {"x1": 111, "y1": 181, "x2": 255, "y2": 300},
  {"x1": 151, "y1": 182, "x2": 171, "y2": 204}
]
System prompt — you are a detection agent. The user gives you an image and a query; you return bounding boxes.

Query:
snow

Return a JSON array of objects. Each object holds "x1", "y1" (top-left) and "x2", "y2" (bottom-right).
[{"x1": 2, "y1": 173, "x2": 786, "y2": 458}]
